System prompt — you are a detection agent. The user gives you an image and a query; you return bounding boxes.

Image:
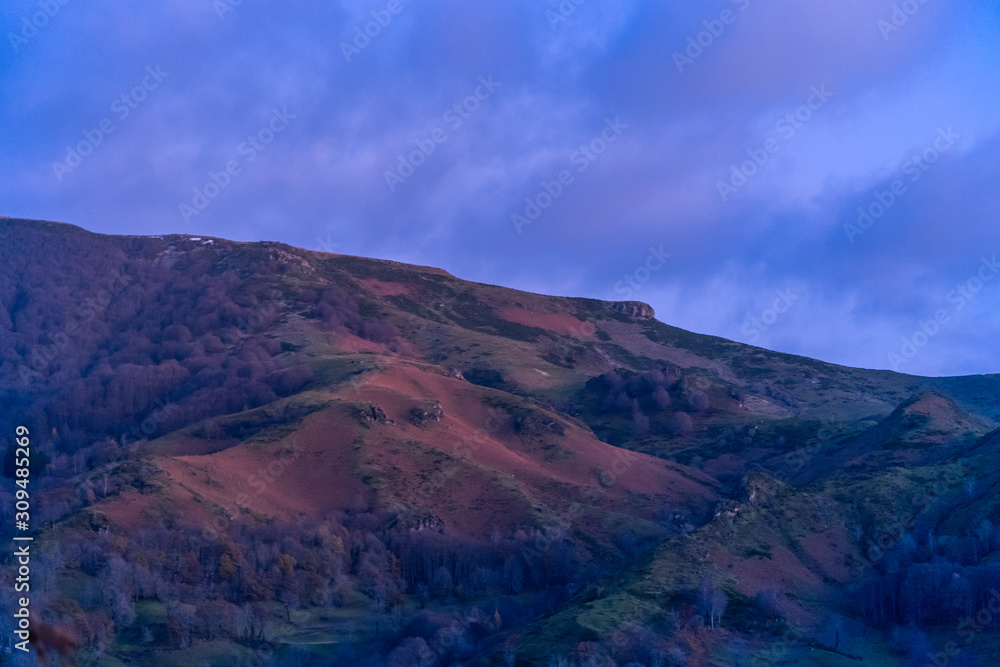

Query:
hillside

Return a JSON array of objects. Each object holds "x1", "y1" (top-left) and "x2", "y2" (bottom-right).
[{"x1": 1, "y1": 218, "x2": 999, "y2": 666}]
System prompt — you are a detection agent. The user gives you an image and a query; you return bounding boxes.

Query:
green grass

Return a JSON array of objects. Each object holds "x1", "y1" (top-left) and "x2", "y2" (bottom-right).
[{"x1": 307, "y1": 354, "x2": 384, "y2": 388}]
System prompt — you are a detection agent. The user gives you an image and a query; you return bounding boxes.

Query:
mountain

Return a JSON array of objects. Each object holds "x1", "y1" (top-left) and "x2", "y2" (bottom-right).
[{"x1": 1, "y1": 218, "x2": 999, "y2": 666}]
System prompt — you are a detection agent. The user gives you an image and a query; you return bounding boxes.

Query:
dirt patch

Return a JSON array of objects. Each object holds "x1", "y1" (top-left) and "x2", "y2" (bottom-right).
[
  {"x1": 498, "y1": 304, "x2": 595, "y2": 338},
  {"x1": 357, "y1": 278, "x2": 416, "y2": 297}
]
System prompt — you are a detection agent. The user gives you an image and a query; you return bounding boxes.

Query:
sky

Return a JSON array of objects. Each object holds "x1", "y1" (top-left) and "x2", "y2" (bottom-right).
[{"x1": 2, "y1": 0, "x2": 999, "y2": 378}]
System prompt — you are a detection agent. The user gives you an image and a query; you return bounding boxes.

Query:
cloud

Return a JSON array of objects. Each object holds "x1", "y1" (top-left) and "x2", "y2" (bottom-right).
[{"x1": 1, "y1": 0, "x2": 998, "y2": 375}]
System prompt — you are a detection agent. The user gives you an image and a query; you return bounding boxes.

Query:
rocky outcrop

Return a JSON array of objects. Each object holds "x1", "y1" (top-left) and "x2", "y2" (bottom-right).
[
  {"x1": 738, "y1": 472, "x2": 786, "y2": 506},
  {"x1": 410, "y1": 401, "x2": 444, "y2": 425},
  {"x1": 392, "y1": 512, "x2": 445, "y2": 532},
  {"x1": 608, "y1": 301, "x2": 655, "y2": 319},
  {"x1": 512, "y1": 412, "x2": 565, "y2": 436},
  {"x1": 356, "y1": 403, "x2": 395, "y2": 426}
]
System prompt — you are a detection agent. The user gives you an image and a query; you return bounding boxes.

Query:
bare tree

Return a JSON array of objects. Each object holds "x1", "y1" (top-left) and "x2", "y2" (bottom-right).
[{"x1": 699, "y1": 577, "x2": 727, "y2": 629}]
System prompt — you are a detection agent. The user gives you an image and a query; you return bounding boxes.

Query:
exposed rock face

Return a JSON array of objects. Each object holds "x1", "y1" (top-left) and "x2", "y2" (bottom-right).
[
  {"x1": 357, "y1": 404, "x2": 395, "y2": 426},
  {"x1": 513, "y1": 413, "x2": 565, "y2": 436},
  {"x1": 405, "y1": 515, "x2": 444, "y2": 533},
  {"x1": 410, "y1": 401, "x2": 444, "y2": 425},
  {"x1": 385, "y1": 509, "x2": 445, "y2": 532},
  {"x1": 739, "y1": 472, "x2": 785, "y2": 506},
  {"x1": 609, "y1": 301, "x2": 655, "y2": 319}
]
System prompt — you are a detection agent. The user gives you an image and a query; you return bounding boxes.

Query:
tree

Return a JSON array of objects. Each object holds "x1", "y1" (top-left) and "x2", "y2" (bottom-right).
[
  {"x1": 217, "y1": 553, "x2": 237, "y2": 581},
  {"x1": 359, "y1": 318, "x2": 398, "y2": 344},
  {"x1": 433, "y1": 566, "x2": 454, "y2": 599},
  {"x1": 388, "y1": 637, "x2": 434, "y2": 667},
  {"x1": 241, "y1": 602, "x2": 270, "y2": 642},
  {"x1": 977, "y1": 519, "x2": 994, "y2": 554},
  {"x1": 109, "y1": 590, "x2": 136, "y2": 629},
  {"x1": 503, "y1": 634, "x2": 520, "y2": 666},
  {"x1": 631, "y1": 399, "x2": 650, "y2": 435},
  {"x1": 166, "y1": 601, "x2": 195, "y2": 648},
  {"x1": 651, "y1": 386, "x2": 672, "y2": 410},
  {"x1": 195, "y1": 600, "x2": 235, "y2": 641},
  {"x1": 711, "y1": 589, "x2": 728, "y2": 629},
  {"x1": 687, "y1": 390, "x2": 710, "y2": 413},
  {"x1": 699, "y1": 577, "x2": 727, "y2": 629},
  {"x1": 668, "y1": 412, "x2": 694, "y2": 436},
  {"x1": 753, "y1": 588, "x2": 781, "y2": 624}
]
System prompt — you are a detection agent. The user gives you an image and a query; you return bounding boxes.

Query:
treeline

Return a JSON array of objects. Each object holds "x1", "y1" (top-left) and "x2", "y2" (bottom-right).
[
  {"x1": 586, "y1": 366, "x2": 720, "y2": 437},
  {"x1": 386, "y1": 523, "x2": 578, "y2": 600},
  {"x1": 27, "y1": 506, "x2": 597, "y2": 662},
  {"x1": 22, "y1": 499, "x2": 751, "y2": 665},
  {"x1": 856, "y1": 520, "x2": 1000, "y2": 629}
]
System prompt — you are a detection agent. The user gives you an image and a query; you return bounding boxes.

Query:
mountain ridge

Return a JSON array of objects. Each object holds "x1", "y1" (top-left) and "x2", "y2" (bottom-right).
[{"x1": 3, "y1": 217, "x2": 1000, "y2": 665}]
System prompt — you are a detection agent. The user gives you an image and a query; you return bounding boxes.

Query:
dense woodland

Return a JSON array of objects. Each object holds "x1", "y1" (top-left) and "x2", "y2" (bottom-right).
[
  {"x1": 0, "y1": 226, "x2": 397, "y2": 480},
  {"x1": 0, "y1": 507, "x2": 591, "y2": 664}
]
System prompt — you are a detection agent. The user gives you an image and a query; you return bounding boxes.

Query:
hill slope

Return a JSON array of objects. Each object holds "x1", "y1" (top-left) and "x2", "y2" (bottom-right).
[{"x1": 2, "y1": 218, "x2": 999, "y2": 666}]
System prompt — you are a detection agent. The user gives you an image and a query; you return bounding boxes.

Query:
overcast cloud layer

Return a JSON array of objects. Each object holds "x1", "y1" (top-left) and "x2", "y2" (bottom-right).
[{"x1": 2, "y1": 0, "x2": 999, "y2": 377}]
